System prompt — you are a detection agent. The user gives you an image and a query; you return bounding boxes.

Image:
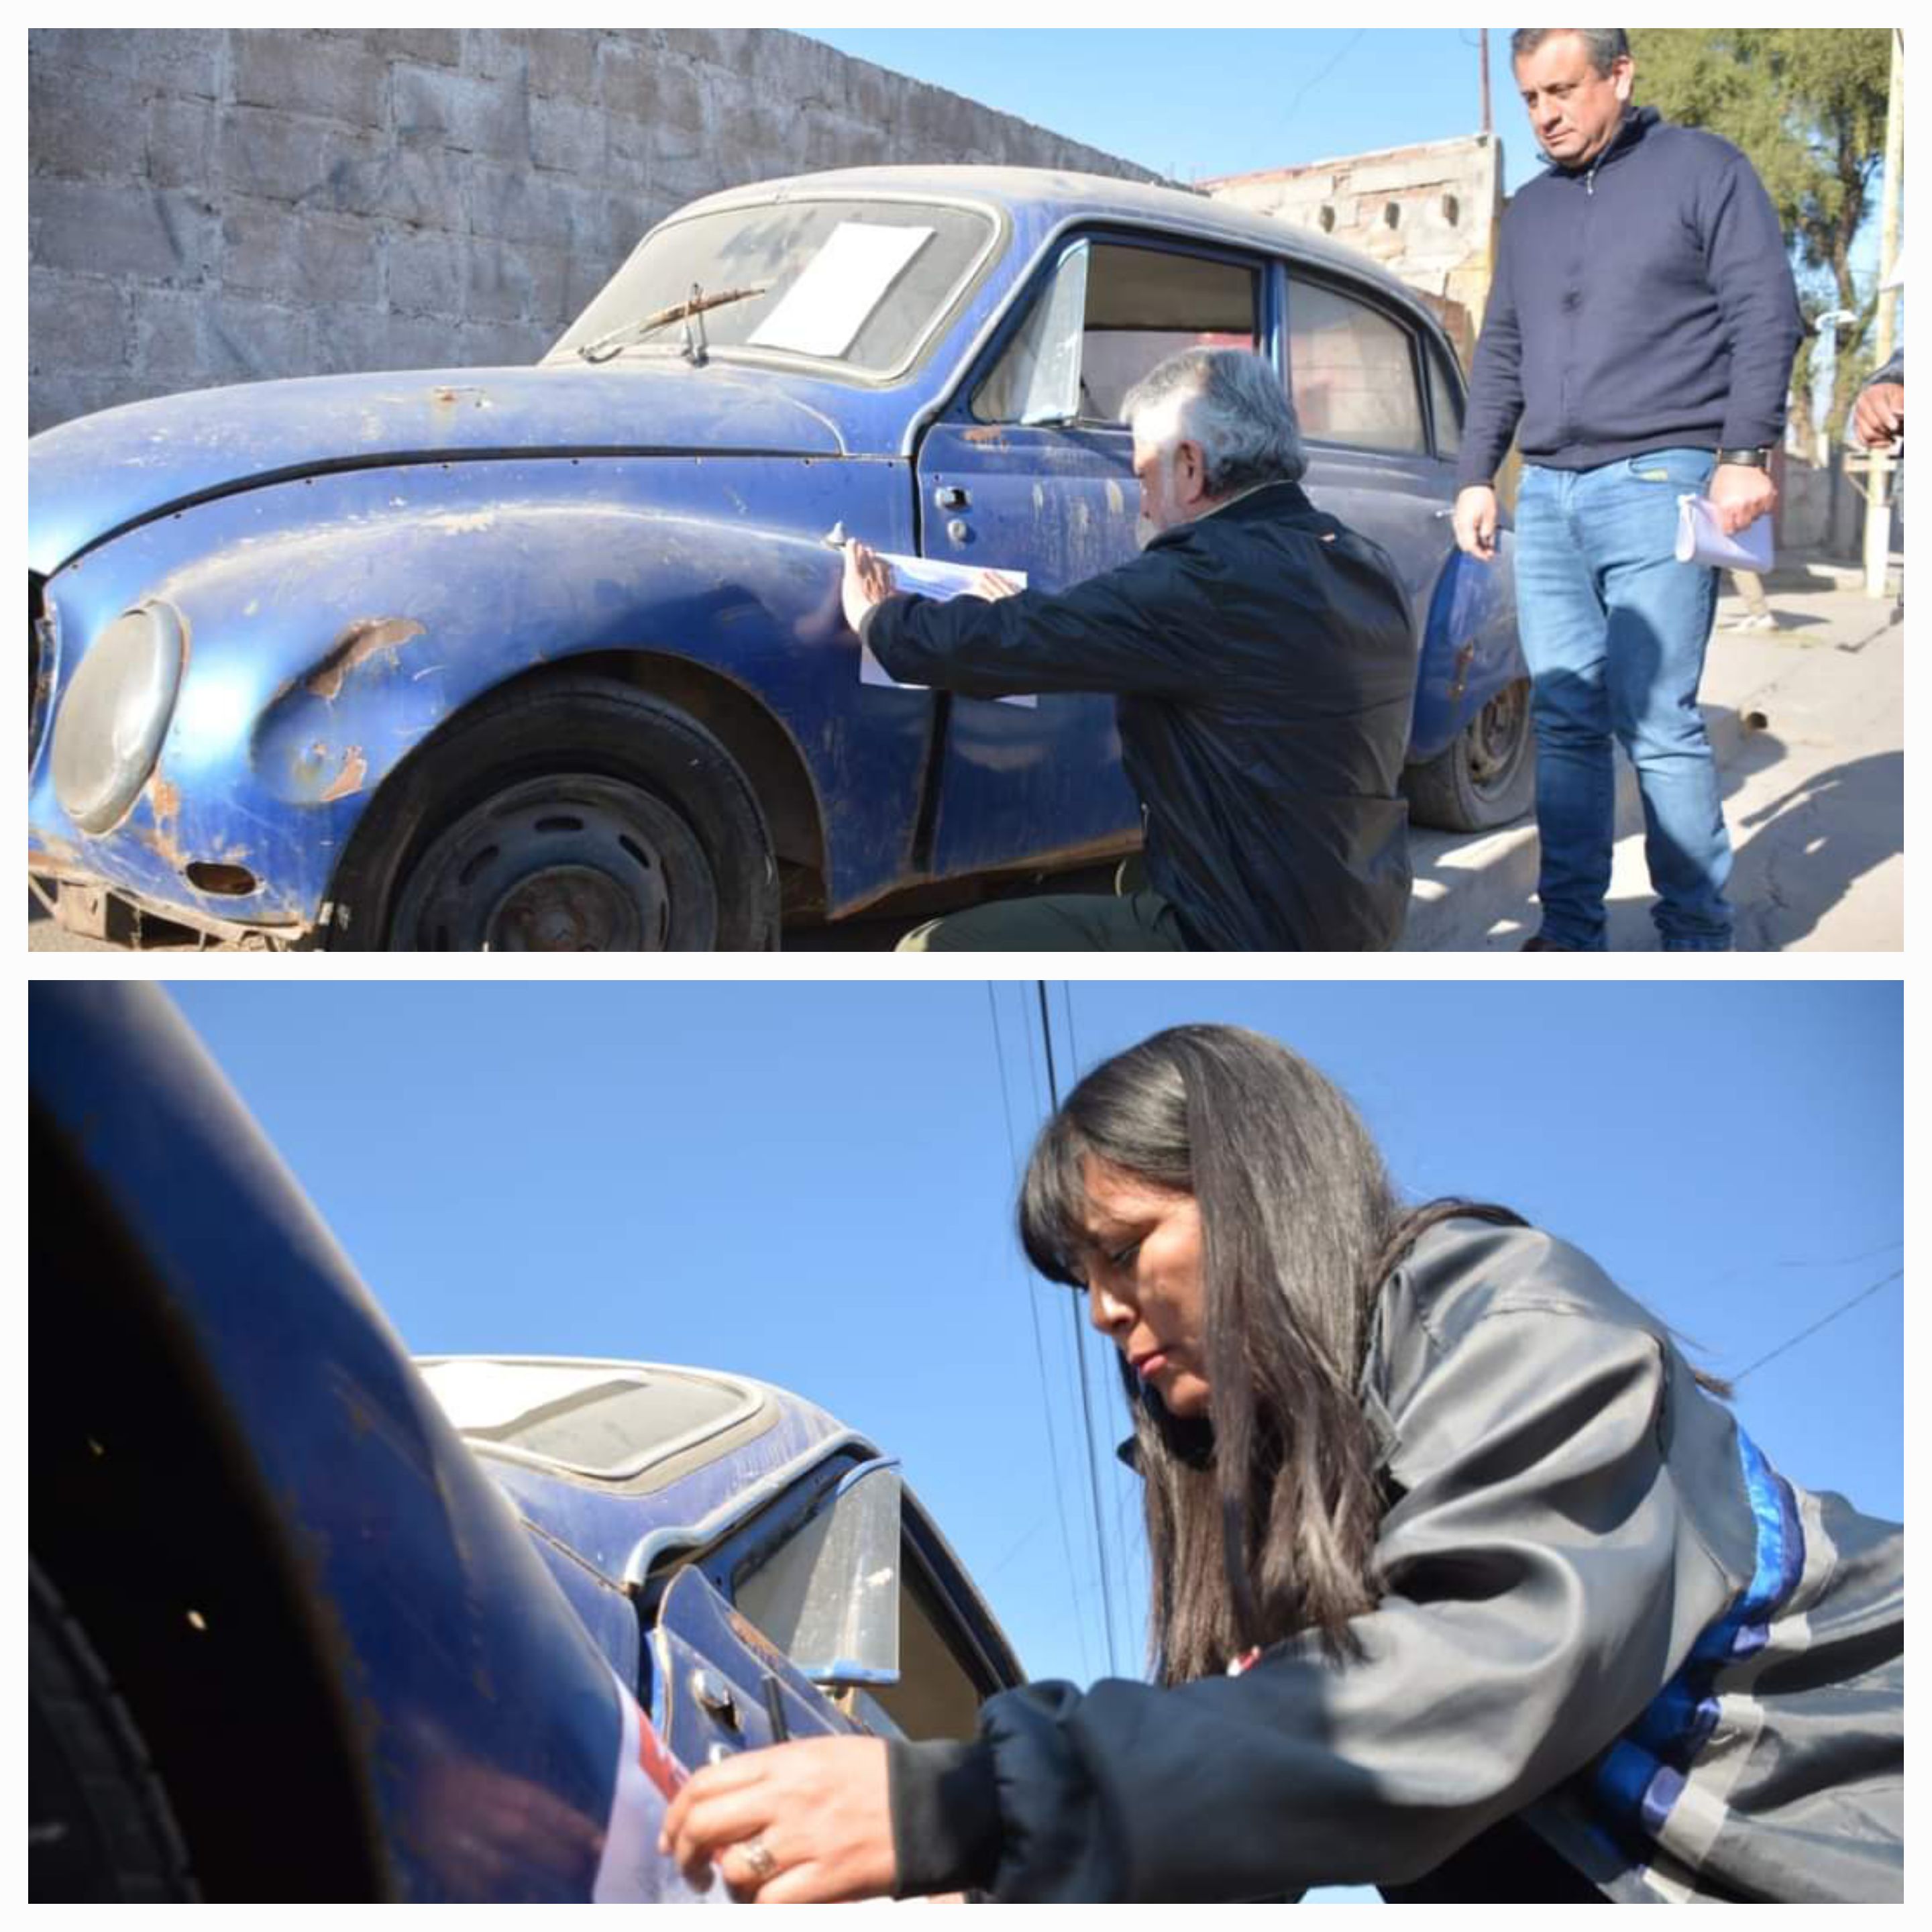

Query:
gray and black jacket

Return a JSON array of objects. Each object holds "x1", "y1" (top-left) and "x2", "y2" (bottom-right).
[
  {"x1": 889, "y1": 1218, "x2": 1902, "y2": 1902},
  {"x1": 860, "y1": 479, "x2": 1415, "y2": 953}
]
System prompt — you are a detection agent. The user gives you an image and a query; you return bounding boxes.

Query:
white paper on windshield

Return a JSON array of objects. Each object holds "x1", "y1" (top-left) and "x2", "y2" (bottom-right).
[
  {"x1": 749, "y1": 221, "x2": 934, "y2": 358},
  {"x1": 859, "y1": 551, "x2": 1036, "y2": 708}
]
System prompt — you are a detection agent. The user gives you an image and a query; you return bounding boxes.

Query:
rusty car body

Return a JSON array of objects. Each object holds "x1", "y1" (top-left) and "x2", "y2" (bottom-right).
[
  {"x1": 28, "y1": 167, "x2": 1524, "y2": 950},
  {"x1": 31, "y1": 981, "x2": 1023, "y2": 1899}
]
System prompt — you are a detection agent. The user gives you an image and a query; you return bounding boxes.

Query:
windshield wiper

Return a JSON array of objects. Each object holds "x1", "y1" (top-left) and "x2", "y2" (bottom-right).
[{"x1": 576, "y1": 282, "x2": 767, "y2": 364}]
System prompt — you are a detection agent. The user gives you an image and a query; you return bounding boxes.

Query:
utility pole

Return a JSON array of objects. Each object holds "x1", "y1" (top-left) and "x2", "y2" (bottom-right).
[
  {"x1": 1479, "y1": 29, "x2": 1493, "y2": 136},
  {"x1": 1863, "y1": 28, "x2": 1904, "y2": 600}
]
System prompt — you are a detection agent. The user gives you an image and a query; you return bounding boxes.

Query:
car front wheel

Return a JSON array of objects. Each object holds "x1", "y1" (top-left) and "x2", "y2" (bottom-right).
[
  {"x1": 327, "y1": 676, "x2": 780, "y2": 951},
  {"x1": 1403, "y1": 676, "x2": 1536, "y2": 833}
]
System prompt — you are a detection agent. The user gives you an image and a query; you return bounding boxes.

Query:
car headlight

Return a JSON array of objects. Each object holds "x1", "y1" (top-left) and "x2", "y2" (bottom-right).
[{"x1": 51, "y1": 602, "x2": 186, "y2": 835}]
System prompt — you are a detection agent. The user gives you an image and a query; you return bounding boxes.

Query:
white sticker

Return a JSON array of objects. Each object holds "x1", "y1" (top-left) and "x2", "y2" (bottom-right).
[
  {"x1": 592, "y1": 1668, "x2": 723, "y2": 1904},
  {"x1": 858, "y1": 550, "x2": 1036, "y2": 708},
  {"x1": 749, "y1": 223, "x2": 934, "y2": 359}
]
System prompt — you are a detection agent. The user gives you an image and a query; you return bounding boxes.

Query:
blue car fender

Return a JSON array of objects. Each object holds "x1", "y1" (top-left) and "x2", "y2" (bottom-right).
[
  {"x1": 34, "y1": 458, "x2": 931, "y2": 929},
  {"x1": 1406, "y1": 531, "x2": 1522, "y2": 765},
  {"x1": 30, "y1": 982, "x2": 702, "y2": 1900}
]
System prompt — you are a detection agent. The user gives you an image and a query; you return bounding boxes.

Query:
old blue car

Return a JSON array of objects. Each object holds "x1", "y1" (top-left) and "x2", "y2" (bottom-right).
[
  {"x1": 31, "y1": 981, "x2": 1024, "y2": 1899},
  {"x1": 28, "y1": 166, "x2": 1523, "y2": 951}
]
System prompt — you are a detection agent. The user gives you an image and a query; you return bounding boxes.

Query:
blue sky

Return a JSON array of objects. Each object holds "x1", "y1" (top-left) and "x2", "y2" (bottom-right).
[
  {"x1": 806, "y1": 28, "x2": 1890, "y2": 282},
  {"x1": 810, "y1": 29, "x2": 1552, "y2": 194},
  {"x1": 168, "y1": 978, "x2": 1902, "y2": 1698}
]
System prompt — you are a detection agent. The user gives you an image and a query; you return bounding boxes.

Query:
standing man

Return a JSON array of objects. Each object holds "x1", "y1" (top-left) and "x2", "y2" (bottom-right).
[
  {"x1": 1454, "y1": 29, "x2": 1804, "y2": 951},
  {"x1": 842, "y1": 347, "x2": 1416, "y2": 952}
]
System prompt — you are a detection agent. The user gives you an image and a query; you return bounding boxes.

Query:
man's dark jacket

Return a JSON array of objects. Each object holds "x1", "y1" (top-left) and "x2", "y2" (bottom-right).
[
  {"x1": 1457, "y1": 106, "x2": 1805, "y2": 486},
  {"x1": 886, "y1": 1218, "x2": 1904, "y2": 1902},
  {"x1": 860, "y1": 480, "x2": 1415, "y2": 951}
]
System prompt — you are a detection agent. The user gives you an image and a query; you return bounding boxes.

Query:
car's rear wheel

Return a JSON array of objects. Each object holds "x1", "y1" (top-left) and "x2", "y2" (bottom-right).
[
  {"x1": 326, "y1": 676, "x2": 779, "y2": 951},
  {"x1": 1403, "y1": 676, "x2": 1536, "y2": 833},
  {"x1": 30, "y1": 1561, "x2": 197, "y2": 1902}
]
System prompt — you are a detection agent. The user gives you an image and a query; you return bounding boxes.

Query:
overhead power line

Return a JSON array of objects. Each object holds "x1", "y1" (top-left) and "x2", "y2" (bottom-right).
[
  {"x1": 1038, "y1": 979, "x2": 1123, "y2": 1679},
  {"x1": 985, "y1": 983, "x2": 1092, "y2": 1684},
  {"x1": 1731, "y1": 1268, "x2": 1904, "y2": 1384}
]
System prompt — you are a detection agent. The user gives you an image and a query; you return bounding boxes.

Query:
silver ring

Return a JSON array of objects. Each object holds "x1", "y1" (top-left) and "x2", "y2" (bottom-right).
[{"x1": 740, "y1": 1835, "x2": 778, "y2": 1884}]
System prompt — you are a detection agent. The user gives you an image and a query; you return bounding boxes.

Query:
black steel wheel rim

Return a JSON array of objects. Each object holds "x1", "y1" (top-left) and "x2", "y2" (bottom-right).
[
  {"x1": 390, "y1": 774, "x2": 717, "y2": 951},
  {"x1": 1465, "y1": 678, "x2": 1530, "y2": 796}
]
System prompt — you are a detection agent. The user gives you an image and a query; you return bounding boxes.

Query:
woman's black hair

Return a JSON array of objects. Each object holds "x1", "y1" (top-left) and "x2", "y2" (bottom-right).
[{"x1": 1020, "y1": 1024, "x2": 1527, "y2": 1682}]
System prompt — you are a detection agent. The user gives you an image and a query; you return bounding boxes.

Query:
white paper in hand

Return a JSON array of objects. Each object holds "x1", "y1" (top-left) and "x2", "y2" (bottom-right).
[
  {"x1": 860, "y1": 551, "x2": 1036, "y2": 708},
  {"x1": 1675, "y1": 494, "x2": 1774, "y2": 574}
]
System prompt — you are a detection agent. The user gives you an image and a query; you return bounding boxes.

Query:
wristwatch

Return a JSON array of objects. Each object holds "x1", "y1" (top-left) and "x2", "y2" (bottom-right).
[{"x1": 1716, "y1": 447, "x2": 1775, "y2": 468}]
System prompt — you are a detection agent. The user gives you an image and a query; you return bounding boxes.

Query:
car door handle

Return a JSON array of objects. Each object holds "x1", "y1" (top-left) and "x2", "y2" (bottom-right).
[
  {"x1": 935, "y1": 486, "x2": 970, "y2": 509},
  {"x1": 691, "y1": 1666, "x2": 741, "y2": 1730}
]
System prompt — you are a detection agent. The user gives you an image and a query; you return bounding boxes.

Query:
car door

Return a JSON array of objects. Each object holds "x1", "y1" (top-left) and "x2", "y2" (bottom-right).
[
  {"x1": 1287, "y1": 269, "x2": 1452, "y2": 652},
  {"x1": 911, "y1": 232, "x2": 1272, "y2": 881}
]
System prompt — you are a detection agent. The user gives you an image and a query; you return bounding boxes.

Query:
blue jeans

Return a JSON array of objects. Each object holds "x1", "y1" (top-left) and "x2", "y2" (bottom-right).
[{"x1": 1514, "y1": 451, "x2": 1731, "y2": 950}]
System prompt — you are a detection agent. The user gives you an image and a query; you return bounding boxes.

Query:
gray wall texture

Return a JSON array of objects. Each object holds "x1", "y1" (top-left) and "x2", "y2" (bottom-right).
[{"x1": 28, "y1": 28, "x2": 1161, "y2": 434}]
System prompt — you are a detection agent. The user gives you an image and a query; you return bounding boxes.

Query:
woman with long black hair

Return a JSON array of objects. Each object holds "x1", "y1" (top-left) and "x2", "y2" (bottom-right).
[{"x1": 660, "y1": 1026, "x2": 1902, "y2": 1902}]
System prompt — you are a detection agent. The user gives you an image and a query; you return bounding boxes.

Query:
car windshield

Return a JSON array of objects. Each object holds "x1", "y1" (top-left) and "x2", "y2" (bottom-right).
[{"x1": 547, "y1": 198, "x2": 996, "y2": 378}]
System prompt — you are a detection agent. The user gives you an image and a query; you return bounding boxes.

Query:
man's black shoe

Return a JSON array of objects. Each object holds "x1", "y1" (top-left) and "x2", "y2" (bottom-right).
[{"x1": 1520, "y1": 934, "x2": 1575, "y2": 951}]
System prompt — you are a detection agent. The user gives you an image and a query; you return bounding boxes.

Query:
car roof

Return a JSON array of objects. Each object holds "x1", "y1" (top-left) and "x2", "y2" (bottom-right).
[
  {"x1": 677, "y1": 164, "x2": 1431, "y2": 317},
  {"x1": 415, "y1": 1354, "x2": 849, "y2": 1488}
]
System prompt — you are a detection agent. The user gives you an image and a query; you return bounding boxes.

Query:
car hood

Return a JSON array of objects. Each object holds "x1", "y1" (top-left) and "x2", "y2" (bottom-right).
[{"x1": 28, "y1": 362, "x2": 847, "y2": 574}]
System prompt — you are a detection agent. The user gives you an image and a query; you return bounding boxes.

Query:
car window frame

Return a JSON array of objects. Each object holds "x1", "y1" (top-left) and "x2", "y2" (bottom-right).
[
  {"x1": 1284, "y1": 268, "x2": 1436, "y2": 462},
  {"x1": 1423, "y1": 337, "x2": 1467, "y2": 464},
  {"x1": 676, "y1": 1448, "x2": 1014, "y2": 1710},
  {"x1": 945, "y1": 224, "x2": 1283, "y2": 437}
]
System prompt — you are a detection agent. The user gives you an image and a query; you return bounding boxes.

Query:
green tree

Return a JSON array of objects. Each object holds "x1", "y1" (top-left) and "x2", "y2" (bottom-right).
[{"x1": 1630, "y1": 29, "x2": 1895, "y2": 437}]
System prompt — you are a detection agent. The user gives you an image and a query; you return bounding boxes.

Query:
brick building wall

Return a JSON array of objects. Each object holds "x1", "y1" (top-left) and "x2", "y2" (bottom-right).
[{"x1": 28, "y1": 28, "x2": 1161, "y2": 434}]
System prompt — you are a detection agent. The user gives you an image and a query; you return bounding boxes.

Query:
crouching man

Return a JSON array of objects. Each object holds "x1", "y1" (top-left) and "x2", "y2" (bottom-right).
[{"x1": 841, "y1": 346, "x2": 1415, "y2": 952}]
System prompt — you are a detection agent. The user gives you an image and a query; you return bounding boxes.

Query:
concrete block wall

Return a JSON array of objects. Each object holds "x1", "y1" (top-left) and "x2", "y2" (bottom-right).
[{"x1": 28, "y1": 28, "x2": 1161, "y2": 434}]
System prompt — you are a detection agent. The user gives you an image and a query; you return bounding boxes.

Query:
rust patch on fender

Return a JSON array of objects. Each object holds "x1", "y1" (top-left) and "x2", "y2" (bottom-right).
[
  {"x1": 142, "y1": 772, "x2": 189, "y2": 867},
  {"x1": 962, "y1": 425, "x2": 1009, "y2": 447},
  {"x1": 306, "y1": 618, "x2": 427, "y2": 701},
  {"x1": 319, "y1": 745, "x2": 368, "y2": 802}
]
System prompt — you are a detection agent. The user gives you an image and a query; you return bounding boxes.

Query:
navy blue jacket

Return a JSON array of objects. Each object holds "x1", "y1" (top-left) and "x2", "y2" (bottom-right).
[
  {"x1": 1457, "y1": 107, "x2": 1804, "y2": 486},
  {"x1": 861, "y1": 480, "x2": 1415, "y2": 952}
]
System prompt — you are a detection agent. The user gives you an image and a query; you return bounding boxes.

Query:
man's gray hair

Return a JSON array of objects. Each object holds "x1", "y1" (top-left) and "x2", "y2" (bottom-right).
[
  {"x1": 1510, "y1": 29, "x2": 1630, "y2": 75},
  {"x1": 1120, "y1": 347, "x2": 1307, "y2": 496}
]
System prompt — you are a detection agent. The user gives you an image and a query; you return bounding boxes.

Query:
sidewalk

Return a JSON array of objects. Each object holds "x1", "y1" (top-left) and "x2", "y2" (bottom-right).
[{"x1": 1401, "y1": 559, "x2": 1904, "y2": 953}]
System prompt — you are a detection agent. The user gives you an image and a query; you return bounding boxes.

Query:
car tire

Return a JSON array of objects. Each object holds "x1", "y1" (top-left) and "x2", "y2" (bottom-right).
[
  {"x1": 30, "y1": 1560, "x2": 198, "y2": 1902},
  {"x1": 325, "y1": 676, "x2": 780, "y2": 951},
  {"x1": 1403, "y1": 676, "x2": 1536, "y2": 833}
]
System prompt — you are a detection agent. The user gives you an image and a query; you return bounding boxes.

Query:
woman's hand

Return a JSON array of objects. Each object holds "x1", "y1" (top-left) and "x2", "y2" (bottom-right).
[
  {"x1": 658, "y1": 1735, "x2": 897, "y2": 1904},
  {"x1": 842, "y1": 540, "x2": 899, "y2": 633}
]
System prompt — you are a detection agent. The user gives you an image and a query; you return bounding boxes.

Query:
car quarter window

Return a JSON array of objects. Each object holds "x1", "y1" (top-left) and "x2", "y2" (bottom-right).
[
  {"x1": 731, "y1": 1473, "x2": 994, "y2": 1742},
  {"x1": 975, "y1": 239, "x2": 1260, "y2": 425},
  {"x1": 1288, "y1": 276, "x2": 1428, "y2": 455},
  {"x1": 1427, "y1": 341, "x2": 1465, "y2": 460}
]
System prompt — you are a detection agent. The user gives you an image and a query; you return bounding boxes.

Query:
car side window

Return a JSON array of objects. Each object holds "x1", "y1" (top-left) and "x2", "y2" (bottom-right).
[
  {"x1": 730, "y1": 1468, "x2": 994, "y2": 1742},
  {"x1": 1428, "y1": 343, "x2": 1464, "y2": 460},
  {"x1": 1287, "y1": 277, "x2": 1428, "y2": 455},
  {"x1": 975, "y1": 240, "x2": 1260, "y2": 425},
  {"x1": 732, "y1": 1460, "x2": 902, "y2": 1685}
]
